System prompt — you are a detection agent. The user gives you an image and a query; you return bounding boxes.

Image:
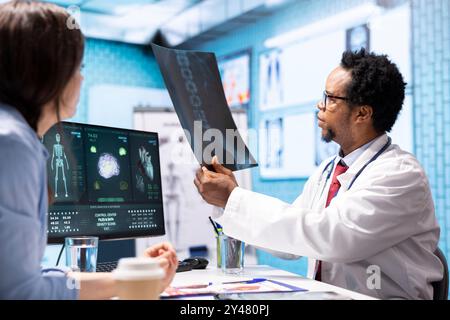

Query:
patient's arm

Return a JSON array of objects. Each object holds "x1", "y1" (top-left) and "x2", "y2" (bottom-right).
[{"x1": 68, "y1": 272, "x2": 117, "y2": 300}]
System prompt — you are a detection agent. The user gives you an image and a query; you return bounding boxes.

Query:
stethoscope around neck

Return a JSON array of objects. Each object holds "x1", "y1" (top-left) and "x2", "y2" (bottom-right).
[{"x1": 313, "y1": 137, "x2": 392, "y2": 204}]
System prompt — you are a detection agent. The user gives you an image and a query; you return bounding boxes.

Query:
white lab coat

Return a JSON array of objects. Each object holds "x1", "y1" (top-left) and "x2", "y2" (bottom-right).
[{"x1": 214, "y1": 134, "x2": 443, "y2": 299}]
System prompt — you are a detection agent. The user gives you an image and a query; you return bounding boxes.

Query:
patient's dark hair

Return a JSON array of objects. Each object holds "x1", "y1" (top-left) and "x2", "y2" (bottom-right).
[
  {"x1": 340, "y1": 49, "x2": 406, "y2": 133},
  {"x1": 0, "y1": 0, "x2": 84, "y2": 131}
]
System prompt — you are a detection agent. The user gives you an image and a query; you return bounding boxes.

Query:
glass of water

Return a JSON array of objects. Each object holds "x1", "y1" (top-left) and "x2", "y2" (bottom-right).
[
  {"x1": 65, "y1": 236, "x2": 99, "y2": 272},
  {"x1": 220, "y1": 234, "x2": 245, "y2": 274}
]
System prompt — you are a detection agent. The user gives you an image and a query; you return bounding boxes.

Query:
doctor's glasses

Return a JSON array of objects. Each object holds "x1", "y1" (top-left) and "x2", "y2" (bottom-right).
[{"x1": 321, "y1": 91, "x2": 349, "y2": 112}]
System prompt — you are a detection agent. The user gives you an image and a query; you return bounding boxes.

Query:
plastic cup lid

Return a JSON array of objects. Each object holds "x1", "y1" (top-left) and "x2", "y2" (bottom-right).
[{"x1": 112, "y1": 257, "x2": 165, "y2": 281}]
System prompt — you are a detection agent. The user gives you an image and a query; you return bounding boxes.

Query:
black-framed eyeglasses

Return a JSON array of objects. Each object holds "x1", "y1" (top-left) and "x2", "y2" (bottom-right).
[{"x1": 322, "y1": 91, "x2": 349, "y2": 111}]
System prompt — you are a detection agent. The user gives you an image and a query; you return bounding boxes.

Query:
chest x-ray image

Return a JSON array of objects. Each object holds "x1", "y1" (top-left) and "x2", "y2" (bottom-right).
[
  {"x1": 51, "y1": 133, "x2": 69, "y2": 198},
  {"x1": 260, "y1": 49, "x2": 284, "y2": 110},
  {"x1": 151, "y1": 44, "x2": 257, "y2": 172},
  {"x1": 264, "y1": 118, "x2": 284, "y2": 169},
  {"x1": 346, "y1": 24, "x2": 370, "y2": 52}
]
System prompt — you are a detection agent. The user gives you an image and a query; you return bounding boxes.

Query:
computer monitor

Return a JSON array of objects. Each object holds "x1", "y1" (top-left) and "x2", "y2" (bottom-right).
[{"x1": 42, "y1": 122, "x2": 165, "y2": 244}]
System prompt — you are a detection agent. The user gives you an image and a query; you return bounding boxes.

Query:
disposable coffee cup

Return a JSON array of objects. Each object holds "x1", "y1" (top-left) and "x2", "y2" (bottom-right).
[{"x1": 112, "y1": 257, "x2": 165, "y2": 300}]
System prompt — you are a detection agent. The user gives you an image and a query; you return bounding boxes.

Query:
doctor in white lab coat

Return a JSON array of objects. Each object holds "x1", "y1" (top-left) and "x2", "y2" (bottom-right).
[{"x1": 194, "y1": 49, "x2": 443, "y2": 300}]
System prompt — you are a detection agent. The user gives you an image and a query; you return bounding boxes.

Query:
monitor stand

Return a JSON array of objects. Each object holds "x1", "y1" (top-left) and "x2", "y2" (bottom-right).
[{"x1": 97, "y1": 239, "x2": 136, "y2": 263}]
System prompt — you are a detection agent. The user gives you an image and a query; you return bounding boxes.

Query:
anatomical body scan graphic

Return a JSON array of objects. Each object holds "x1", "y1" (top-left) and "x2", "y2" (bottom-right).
[
  {"x1": 51, "y1": 133, "x2": 69, "y2": 198},
  {"x1": 138, "y1": 146, "x2": 154, "y2": 181},
  {"x1": 42, "y1": 124, "x2": 85, "y2": 203},
  {"x1": 130, "y1": 134, "x2": 161, "y2": 203}
]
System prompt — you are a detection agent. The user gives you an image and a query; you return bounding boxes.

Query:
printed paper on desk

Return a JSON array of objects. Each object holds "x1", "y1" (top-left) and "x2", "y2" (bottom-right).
[{"x1": 161, "y1": 278, "x2": 307, "y2": 299}]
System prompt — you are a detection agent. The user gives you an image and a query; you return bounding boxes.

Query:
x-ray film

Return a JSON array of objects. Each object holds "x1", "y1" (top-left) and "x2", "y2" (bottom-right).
[{"x1": 151, "y1": 44, "x2": 258, "y2": 172}]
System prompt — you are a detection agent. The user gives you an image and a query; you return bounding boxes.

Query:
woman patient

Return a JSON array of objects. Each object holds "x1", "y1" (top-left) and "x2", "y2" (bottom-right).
[{"x1": 0, "y1": 0, "x2": 178, "y2": 299}]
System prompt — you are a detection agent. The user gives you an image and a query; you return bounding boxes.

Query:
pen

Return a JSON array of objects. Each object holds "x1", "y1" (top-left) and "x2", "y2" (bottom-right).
[
  {"x1": 208, "y1": 216, "x2": 220, "y2": 236},
  {"x1": 215, "y1": 222, "x2": 223, "y2": 234},
  {"x1": 173, "y1": 283, "x2": 214, "y2": 289},
  {"x1": 222, "y1": 278, "x2": 266, "y2": 285},
  {"x1": 174, "y1": 278, "x2": 266, "y2": 289}
]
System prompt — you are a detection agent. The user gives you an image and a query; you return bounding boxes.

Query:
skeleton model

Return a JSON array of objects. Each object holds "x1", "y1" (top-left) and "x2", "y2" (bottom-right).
[
  {"x1": 51, "y1": 133, "x2": 69, "y2": 198},
  {"x1": 163, "y1": 133, "x2": 187, "y2": 245},
  {"x1": 163, "y1": 161, "x2": 183, "y2": 247}
]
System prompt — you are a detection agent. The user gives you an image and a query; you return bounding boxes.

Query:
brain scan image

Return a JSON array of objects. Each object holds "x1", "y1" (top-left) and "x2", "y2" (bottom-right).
[
  {"x1": 98, "y1": 153, "x2": 120, "y2": 179},
  {"x1": 84, "y1": 128, "x2": 133, "y2": 203}
]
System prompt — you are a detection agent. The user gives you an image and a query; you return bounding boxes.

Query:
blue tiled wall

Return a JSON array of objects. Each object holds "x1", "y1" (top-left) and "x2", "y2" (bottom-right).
[
  {"x1": 72, "y1": 38, "x2": 165, "y2": 123},
  {"x1": 411, "y1": 0, "x2": 450, "y2": 261}
]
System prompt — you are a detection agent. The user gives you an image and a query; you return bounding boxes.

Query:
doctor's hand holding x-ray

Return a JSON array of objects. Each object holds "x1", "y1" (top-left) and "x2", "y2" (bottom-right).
[
  {"x1": 194, "y1": 49, "x2": 443, "y2": 300},
  {"x1": 194, "y1": 156, "x2": 238, "y2": 208}
]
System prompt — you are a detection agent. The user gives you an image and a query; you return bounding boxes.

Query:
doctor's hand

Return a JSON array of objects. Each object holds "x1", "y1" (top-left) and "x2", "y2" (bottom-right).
[
  {"x1": 143, "y1": 242, "x2": 178, "y2": 292},
  {"x1": 194, "y1": 156, "x2": 238, "y2": 208}
]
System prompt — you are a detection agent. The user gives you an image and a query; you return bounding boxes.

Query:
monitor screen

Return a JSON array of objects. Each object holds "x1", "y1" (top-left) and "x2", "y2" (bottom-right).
[{"x1": 42, "y1": 122, "x2": 165, "y2": 243}]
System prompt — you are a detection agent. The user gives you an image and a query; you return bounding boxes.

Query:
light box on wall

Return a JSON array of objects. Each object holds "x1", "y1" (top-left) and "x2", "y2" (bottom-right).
[
  {"x1": 259, "y1": 29, "x2": 345, "y2": 111},
  {"x1": 217, "y1": 49, "x2": 251, "y2": 109},
  {"x1": 259, "y1": 112, "x2": 317, "y2": 179}
]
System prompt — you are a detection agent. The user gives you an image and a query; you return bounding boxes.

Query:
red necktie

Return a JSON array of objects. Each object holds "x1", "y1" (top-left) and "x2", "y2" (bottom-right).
[{"x1": 315, "y1": 161, "x2": 349, "y2": 281}]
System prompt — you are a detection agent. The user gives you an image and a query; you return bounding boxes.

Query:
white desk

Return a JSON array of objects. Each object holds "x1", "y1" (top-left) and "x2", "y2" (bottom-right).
[{"x1": 170, "y1": 265, "x2": 376, "y2": 300}]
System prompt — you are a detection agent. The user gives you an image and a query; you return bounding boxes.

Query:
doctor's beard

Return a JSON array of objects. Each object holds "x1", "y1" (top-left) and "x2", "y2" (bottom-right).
[{"x1": 322, "y1": 128, "x2": 336, "y2": 143}]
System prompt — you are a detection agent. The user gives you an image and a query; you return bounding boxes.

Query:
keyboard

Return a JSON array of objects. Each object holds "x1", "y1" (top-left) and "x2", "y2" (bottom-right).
[
  {"x1": 96, "y1": 260, "x2": 193, "y2": 273},
  {"x1": 96, "y1": 261, "x2": 118, "y2": 273}
]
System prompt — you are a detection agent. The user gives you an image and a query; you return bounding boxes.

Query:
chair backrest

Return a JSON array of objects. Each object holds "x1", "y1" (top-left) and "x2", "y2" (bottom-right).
[{"x1": 432, "y1": 247, "x2": 448, "y2": 300}]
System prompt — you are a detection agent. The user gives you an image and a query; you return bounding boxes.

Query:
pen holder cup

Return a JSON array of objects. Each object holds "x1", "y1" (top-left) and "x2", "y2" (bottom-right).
[{"x1": 218, "y1": 234, "x2": 244, "y2": 274}]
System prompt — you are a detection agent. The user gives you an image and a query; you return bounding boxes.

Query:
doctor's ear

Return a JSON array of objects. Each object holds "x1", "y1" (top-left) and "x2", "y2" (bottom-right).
[{"x1": 355, "y1": 105, "x2": 373, "y2": 123}]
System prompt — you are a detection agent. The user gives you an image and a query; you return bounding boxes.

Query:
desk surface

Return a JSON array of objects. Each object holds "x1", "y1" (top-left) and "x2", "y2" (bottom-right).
[{"x1": 170, "y1": 265, "x2": 376, "y2": 300}]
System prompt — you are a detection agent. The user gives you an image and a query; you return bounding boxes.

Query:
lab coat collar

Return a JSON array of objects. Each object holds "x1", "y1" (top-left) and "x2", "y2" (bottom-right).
[
  {"x1": 337, "y1": 134, "x2": 389, "y2": 190},
  {"x1": 336, "y1": 138, "x2": 377, "y2": 167}
]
